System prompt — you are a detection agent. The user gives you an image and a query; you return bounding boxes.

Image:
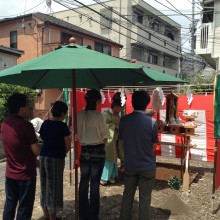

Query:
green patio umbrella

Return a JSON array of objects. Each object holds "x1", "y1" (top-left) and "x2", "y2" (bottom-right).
[
  {"x1": 0, "y1": 44, "x2": 185, "y2": 88},
  {"x1": 0, "y1": 43, "x2": 185, "y2": 219}
]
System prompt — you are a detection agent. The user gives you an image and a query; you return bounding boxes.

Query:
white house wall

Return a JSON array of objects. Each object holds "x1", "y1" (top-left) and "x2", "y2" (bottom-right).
[
  {"x1": 0, "y1": 52, "x2": 17, "y2": 71},
  {"x1": 213, "y1": 0, "x2": 220, "y2": 69}
]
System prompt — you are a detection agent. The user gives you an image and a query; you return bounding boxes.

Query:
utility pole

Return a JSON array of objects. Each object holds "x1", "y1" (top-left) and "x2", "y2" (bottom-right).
[{"x1": 191, "y1": 0, "x2": 195, "y2": 76}]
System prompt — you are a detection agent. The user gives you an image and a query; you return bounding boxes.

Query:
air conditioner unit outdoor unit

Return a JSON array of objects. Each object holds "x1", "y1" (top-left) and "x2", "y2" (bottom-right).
[{"x1": 2, "y1": 62, "x2": 8, "y2": 68}]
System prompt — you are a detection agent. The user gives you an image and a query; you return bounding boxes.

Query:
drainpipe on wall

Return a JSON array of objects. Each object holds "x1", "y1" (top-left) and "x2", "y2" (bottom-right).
[
  {"x1": 119, "y1": 0, "x2": 122, "y2": 45},
  {"x1": 41, "y1": 26, "x2": 46, "y2": 55}
]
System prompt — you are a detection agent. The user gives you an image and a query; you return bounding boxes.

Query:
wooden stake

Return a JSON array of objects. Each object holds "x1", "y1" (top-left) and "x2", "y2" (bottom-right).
[{"x1": 182, "y1": 145, "x2": 190, "y2": 192}]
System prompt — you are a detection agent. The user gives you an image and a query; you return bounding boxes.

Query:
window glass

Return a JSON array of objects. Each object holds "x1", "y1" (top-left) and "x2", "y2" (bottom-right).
[
  {"x1": 149, "y1": 20, "x2": 160, "y2": 32},
  {"x1": 131, "y1": 46, "x2": 144, "y2": 62},
  {"x1": 164, "y1": 27, "x2": 174, "y2": 40},
  {"x1": 148, "y1": 52, "x2": 158, "y2": 64},
  {"x1": 164, "y1": 56, "x2": 172, "y2": 68},
  {"x1": 133, "y1": 11, "x2": 143, "y2": 24},
  {"x1": 95, "y1": 42, "x2": 111, "y2": 55},
  {"x1": 10, "y1": 31, "x2": 17, "y2": 49}
]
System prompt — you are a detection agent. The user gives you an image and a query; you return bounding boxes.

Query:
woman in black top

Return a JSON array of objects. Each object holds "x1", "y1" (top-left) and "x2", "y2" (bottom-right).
[{"x1": 39, "y1": 101, "x2": 71, "y2": 220}]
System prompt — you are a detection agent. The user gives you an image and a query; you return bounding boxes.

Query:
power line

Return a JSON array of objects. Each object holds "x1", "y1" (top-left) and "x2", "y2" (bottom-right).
[
  {"x1": 164, "y1": 0, "x2": 193, "y2": 21},
  {"x1": 58, "y1": 12, "x2": 193, "y2": 30},
  {"x1": 58, "y1": 0, "x2": 182, "y2": 56},
  {"x1": 89, "y1": 0, "x2": 181, "y2": 53},
  {"x1": 153, "y1": 0, "x2": 192, "y2": 21},
  {"x1": 55, "y1": 1, "x2": 220, "y2": 56},
  {"x1": 53, "y1": 0, "x2": 175, "y2": 55},
  {"x1": 186, "y1": 0, "x2": 203, "y2": 11}
]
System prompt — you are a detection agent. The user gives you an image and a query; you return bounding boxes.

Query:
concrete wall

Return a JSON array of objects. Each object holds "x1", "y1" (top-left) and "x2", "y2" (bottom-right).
[{"x1": 213, "y1": 0, "x2": 220, "y2": 65}]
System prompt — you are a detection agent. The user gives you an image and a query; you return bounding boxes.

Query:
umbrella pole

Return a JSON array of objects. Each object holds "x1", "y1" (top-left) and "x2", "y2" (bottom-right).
[
  {"x1": 212, "y1": 139, "x2": 218, "y2": 213},
  {"x1": 69, "y1": 134, "x2": 72, "y2": 186},
  {"x1": 72, "y1": 70, "x2": 79, "y2": 220},
  {"x1": 68, "y1": 97, "x2": 72, "y2": 186}
]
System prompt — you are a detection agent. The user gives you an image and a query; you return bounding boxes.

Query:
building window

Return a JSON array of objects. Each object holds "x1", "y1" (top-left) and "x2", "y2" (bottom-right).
[
  {"x1": 149, "y1": 19, "x2": 160, "y2": 32},
  {"x1": 95, "y1": 42, "x2": 111, "y2": 55},
  {"x1": 60, "y1": 32, "x2": 83, "y2": 45},
  {"x1": 131, "y1": 45, "x2": 144, "y2": 62},
  {"x1": 148, "y1": 52, "x2": 158, "y2": 65},
  {"x1": 133, "y1": 11, "x2": 143, "y2": 24},
  {"x1": 10, "y1": 31, "x2": 17, "y2": 49},
  {"x1": 164, "y1": 27, "x2": 174, "y2": 40},
  {"x1": 202, "y1": 8, "x2": 213, "y2": 23},
  {"x1": 132, "y1": 7, "x2": 144, "y2": 24},
  {"x1": 163, "y1": 56, "x2": 172, "y2": 68}
]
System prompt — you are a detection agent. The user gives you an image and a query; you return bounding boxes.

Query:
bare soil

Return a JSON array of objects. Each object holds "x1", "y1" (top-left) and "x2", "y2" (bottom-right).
[{"x1": 1, "y1": 157, "x2": 220, "y2": 220}]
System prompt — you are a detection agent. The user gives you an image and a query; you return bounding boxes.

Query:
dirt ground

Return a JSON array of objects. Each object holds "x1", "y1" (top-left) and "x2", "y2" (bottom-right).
[{"x1": 1, "y1": 157, "x2": 220, "y2": 220}]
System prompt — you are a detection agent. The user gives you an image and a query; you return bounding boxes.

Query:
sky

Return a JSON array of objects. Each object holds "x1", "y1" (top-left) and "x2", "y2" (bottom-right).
[{"x1": 0, "y1": 0, "x2": 202, "y2": 51}]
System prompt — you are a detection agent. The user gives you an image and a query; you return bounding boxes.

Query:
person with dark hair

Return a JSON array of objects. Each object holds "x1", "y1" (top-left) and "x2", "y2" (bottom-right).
[
  {"x1": 39, "y1": 101, "x2": 71, "y2": 220},
  {"x1": 77, "y1": 89, "x2": 108, "y2": 220},
  {"x1": 100, "y1": 92, "x2": 125, "y2": 186},
  {"x1": 119, "y1": 91, "x2": 158, "y2": 220},
  {"x1": 1, "y1": 93, "x2": 40, "y2": 220}
]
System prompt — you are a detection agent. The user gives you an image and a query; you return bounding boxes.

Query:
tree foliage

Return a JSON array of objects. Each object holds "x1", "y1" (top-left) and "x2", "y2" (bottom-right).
[
  {"x1": 0, "y1": 83, "x2": 37, "y2": 122},
  {"x1": 180, "y1": 71, "x2": 215, "y2": 94}
]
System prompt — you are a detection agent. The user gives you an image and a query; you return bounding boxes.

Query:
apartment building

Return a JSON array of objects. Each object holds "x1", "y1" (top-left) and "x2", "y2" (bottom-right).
[
  {"x1": 0, "y1": 12, "x2": 122, "y2": 117},
  {"x1": 55, "y1": 0, "x2": 181, "y2": 77},
  {"x1": 195, "y1": 0, "x2": 220, "y2": 71}
]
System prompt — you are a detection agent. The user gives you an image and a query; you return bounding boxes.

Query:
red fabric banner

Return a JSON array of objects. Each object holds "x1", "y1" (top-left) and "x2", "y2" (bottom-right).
[
  {"x1": 71, "y1": 91, "x2": 215, "y2": 163},
  {"x1": 125, "y1": 94, "x2": 214, "y2": 162}
]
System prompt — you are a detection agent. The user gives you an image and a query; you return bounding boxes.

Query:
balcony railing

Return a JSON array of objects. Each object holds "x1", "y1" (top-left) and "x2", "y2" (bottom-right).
[{"x1": 195, "y1": 23, "x2": 214, "y2": 55}]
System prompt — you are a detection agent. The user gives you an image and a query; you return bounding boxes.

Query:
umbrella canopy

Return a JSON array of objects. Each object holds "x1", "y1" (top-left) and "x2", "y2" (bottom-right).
[
  {"x1": 143, "y1": 67, "x2": 185, "y2": 84},
  {"x1": 0, "y1": 44, "x2": 153, "y2": 88},
  {"x1": 214, "y1": 73, "x2": 220, "y2": 138},
  {"x1": 0, "y1": 44, "x2": 185, "y2": 88}
]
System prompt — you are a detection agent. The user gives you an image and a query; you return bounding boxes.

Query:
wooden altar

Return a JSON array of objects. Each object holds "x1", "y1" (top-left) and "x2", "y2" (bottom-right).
[{"x1": 156, "y1": 93, "x2": 198, "y2": 191}]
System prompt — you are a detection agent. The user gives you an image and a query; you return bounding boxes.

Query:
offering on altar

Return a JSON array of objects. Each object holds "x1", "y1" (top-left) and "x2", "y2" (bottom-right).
[
  {"x1": 183, "y1": 110, "x2": 199, "y2": 117},
  {"x1": 157, "y1": 92, "x2": 198, "y2": 135},
  {"x1": 145, "y1": 109, "x2": 156, "y2": 117},
  {"x1": 176, "y1": 117, "x2": 183, "y2": 125},
  {"x1": 165, "y1": 93, "x2": 181, "y2": 125}
]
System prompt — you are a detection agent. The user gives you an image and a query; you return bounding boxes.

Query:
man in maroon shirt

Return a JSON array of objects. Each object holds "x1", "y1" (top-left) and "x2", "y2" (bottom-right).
[{"x1": 1, "y1": 93, "x2": 40, "y2": 220}]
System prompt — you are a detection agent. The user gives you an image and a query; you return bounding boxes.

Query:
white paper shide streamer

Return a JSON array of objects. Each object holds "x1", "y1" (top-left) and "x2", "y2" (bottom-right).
[
  {"x1": 152, "y1": 87, "x2": 165, "y2": 110},
  {"x1": 108, "y1": 89, "x2": 111, "y2": 103},
  {"x1": 120, "y1": 88, "x2": 126, "y2": 106},
  {"x1": 100, "y1": 89, "x2": 106, "y2": 104},
  {"x1": 186, "y1": 88, "x2": 193, "y2": 105}
]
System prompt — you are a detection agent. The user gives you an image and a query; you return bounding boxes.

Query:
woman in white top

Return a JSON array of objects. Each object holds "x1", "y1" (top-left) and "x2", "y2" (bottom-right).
[{"x1": 77, "y1": 89, "x2": 108, "y2": 220}]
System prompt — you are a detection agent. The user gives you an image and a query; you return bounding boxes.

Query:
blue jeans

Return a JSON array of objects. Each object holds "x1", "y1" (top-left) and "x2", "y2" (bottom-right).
[
  {"x1": 79, "y1": 144, "x2": 105, "y2": 220},
  {"x1": 120, "y1": 170, "x2": 155, "y2": 220},
  {"x1": 3, "y1": 177, "x2": 36, "y2": 220}
]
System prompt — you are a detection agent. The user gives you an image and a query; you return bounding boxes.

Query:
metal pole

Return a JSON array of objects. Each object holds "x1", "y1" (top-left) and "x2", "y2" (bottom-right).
[
  {"x1": 191, "y1": 0, "x2": 195, "y2": 77},
  {"x1": 72, "y1": 70, "x2": 79, "y2": 220},
  {"x1": 119, "y1": 0, "x2": 122, "y2": 45}
]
